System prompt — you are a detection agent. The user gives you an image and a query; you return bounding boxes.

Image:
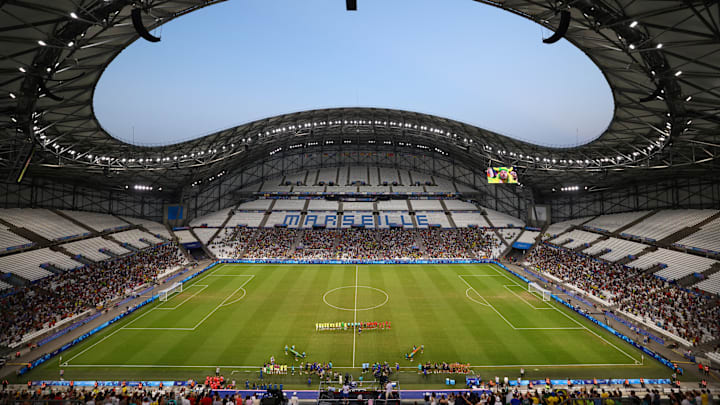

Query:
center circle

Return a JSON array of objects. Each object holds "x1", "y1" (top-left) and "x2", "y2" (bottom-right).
[{"x1": 322, "y1": 286, "x2": 389, "y2": 311}]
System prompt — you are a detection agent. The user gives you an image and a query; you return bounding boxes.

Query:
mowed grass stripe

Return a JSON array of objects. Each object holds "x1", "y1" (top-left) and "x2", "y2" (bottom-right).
[{"x1": 58, "y1": 263, "x2": 644, "y2": 373}]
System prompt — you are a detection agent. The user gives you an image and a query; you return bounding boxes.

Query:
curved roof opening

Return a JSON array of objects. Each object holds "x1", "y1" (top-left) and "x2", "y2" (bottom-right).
[{"x1": 94, "y1": 0, "x2": 613, "y2": 147}]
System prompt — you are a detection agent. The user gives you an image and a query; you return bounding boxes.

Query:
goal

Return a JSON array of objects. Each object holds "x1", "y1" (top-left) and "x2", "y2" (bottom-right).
[
  {"x1": 158, "y1": 283, "x2": 183, "y2": 302},
  {"x1": 528, "y1": 282, "x2": 552, "y2": 302}
]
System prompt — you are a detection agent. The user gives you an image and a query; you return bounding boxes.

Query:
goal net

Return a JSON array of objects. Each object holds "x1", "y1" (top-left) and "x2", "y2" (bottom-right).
[
  {"x1": 159, "y1": 283, "x2": 183, "y2": 302},
  {"x1": 528, "y1": 282, "x2": 552, "y2": 302}
]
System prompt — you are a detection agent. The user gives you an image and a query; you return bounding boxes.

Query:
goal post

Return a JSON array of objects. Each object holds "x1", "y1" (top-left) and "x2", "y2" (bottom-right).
[
  {"x1": 159, "y1": 282, "x2": 183, "y2": 302},
  {"x1": 528, "y1": 282, "x2": 552, "y2": 302}
]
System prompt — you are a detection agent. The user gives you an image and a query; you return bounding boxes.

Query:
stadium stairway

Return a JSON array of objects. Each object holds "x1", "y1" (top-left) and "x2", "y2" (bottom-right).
[
  {"x1": 51, "y1": 209, "x2": 97, "y2": 236},
  {"x1": 439, "y1": 200, "x2": 458, "y2": 228},
  {"x1": 574, "y1": 235, "x2": 610, "y2": 252},
  {"x1": 42, "y1": 263, "x2": 66, "y2": 275},
  {"x1": 189, "y1": 227, "x2": 215, "y2": 258},
  {"x1": 205, "y1": 203, "x2": 239, "y2": 245}
]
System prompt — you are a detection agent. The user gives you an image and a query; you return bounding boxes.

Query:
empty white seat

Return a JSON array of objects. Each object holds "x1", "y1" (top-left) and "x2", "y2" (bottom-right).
[
  {"x1": 583, "y1": 211, "x2": 650, "y2": 233},
  {"x1": 173, "y1": 230, "x2": 198, "y2": 244},
  {"x1": 342, "y1": 202, "x2": 374, "y2": 211},
  {"x1": 192, "y1": 228, "x2": 218, "y2": 244},
  {"x1": 543, "y1": 217, "x2": 592, "y2": 240},
  {"x1": 273, "y1": 199, "x2": 306, "y2": 211},
  {"x1": 237, "y1": 199, "x2": 272, "y2": 210},
  {"x1": 111, "y1": 229, "x2": 161, "y2": 248},
  {"x1": 415, "y1": 211, "x2": 451, "y2": 228},
  {"x1": 675, "y1": 216, "x2": 720, "y2": 253},
  {"x1": 483, "y1": 207, "x2": 525, "y2": 228},
  {"x1": 307, "y1": 200, "x2": 339, "y2": 211},
  {"x1": 516, "y1": 231, "x2": 539, "y2": 245},
  {"x1": 59, "y1": 210, "x2": 129, "y2": 232},
  {"x1": 229, "y1": 212, "x2": 266, "y2": 227},
  {"x1": 0, "y1": 208, "x2": 88, "y2": 241},
  {"x1": 450, "y1": 212, "x2": 491, "y2": 228},
  {"x1": 443, "y1": 200, "x2": 477, "y2": 210},
  {"x1": 551, "y1": 229, "x2": 601, "y2": 249},
  {"x1": 62, "y1": 237, "x2": 130, "y2": 261},
  {"x1": 409, "y1": 200, "x2": 443, "y2": 211},
  {"x1": 0, "y1": 248, "x2": 82, "y2": 281},
  {"x1": 0, "y1": 225, "x2": 33, "y2": 251},
  {"x1": 622, "y1": 209, "x2": 717, "y2": 241},
  {"x1": 583, "y1": 237, "x2": 648, "y2": 262},
  {"x1": 189, "y1": 207, "x2": 233, "y2": 227},
  {"x1": 377, "y1": 200, "x2": 410, "y2": 210},
  {"x1": 265, "y1": 211, "x2": 302, "y2": 228},
  {"x1": 627, "y1": 248, "x2": 717, "y2": 280}
]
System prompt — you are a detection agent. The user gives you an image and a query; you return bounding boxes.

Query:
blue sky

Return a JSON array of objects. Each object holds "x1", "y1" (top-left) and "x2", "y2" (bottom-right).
[{"x1": 94, "y1": 0, "x2": 613, "y2": 147}]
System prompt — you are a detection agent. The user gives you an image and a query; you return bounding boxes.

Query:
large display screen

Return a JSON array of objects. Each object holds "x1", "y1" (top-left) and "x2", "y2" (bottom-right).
[{"x1": 487, "y1": 167, "x2": 518, "y2": 184}]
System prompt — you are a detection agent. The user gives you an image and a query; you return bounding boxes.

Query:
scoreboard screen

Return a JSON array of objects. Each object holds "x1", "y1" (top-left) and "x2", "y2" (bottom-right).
[{"x1": 487, "y1": 167, "x2": 518, "y2": 184}]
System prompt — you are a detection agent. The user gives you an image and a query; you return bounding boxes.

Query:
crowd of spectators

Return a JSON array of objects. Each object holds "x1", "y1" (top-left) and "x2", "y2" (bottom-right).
[
  {"x1": 0, "y1": 244, "x2": 186, "y2": 347},
  {"x1": 243, "y1": 229, "x2": 299, "y2": 259},
  {"x1": 527, "y1": 243, "x2": 720, "y2": 344},
  {"x1": 209, "y1": 227, "x2": 505, "y2": 261}
]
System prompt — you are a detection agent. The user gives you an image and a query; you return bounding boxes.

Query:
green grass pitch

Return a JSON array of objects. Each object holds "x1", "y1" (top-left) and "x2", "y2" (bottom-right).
[{"x1": 17, "y1": 263, "x2": 670, "y2": 387}]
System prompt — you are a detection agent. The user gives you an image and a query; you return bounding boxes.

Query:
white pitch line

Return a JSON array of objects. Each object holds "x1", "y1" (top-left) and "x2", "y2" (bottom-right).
[
  {"x1": 156, "y1": 285, "x2": 208, "y2": 310},
  {"x1": 191, "y1": 275, "x2": 254, "y2": 330},
  {"x1": 352, "y1": 265, "x2": 358, "y2": 368},
  {"x1": 503, "y1": 285, "x2": 552, "y2": 310},
  {"x1": 489, "y1": 264, "x2": 640, "y2": 364},
  {"x1": 458, "y1": 275, "x2": 516, "y2": 329}
]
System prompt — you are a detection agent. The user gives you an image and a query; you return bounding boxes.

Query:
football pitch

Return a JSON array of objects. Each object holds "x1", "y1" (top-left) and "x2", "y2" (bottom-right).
[{"x1": 19, "y1": 263, "x2": 670, "y2": 386}]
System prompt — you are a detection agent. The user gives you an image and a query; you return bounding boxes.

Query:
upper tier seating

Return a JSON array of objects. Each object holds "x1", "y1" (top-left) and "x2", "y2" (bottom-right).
[
  {"x1": 409, "y1": 200, "x2": 443, "y2": 211},
  {"x1": 516, "y1": 231, "x2": 539, "y2": 245},
  {"x1": 0, "y1": 208, "x2": 89, "y2": 241},
  {"x1": 415, "y1": 212, "x2": 451, "y2": 228},
  {"x1": 0, "y1": 248, "x2": 82, "y2": 281},
  {"x1": 391, "y1": 186, "x2": 426, "y2": 193},
  {"x1": 410, "y1": 171, "x2": 433, "y2": 184},
  {"x1": 237, "y1": 200, "x2": 273, "y2": 210},
  {"x1": 349, "y1": 166, "x2": 369, "y2": 184},
  {"x1": 316, "y1": 168, "x2": 338, "y2": 184},
  {"x1": 694, "y1": 272, "x2": 720, "y2": 295},
  {"x1": 326, "y1": 186, "x2": 357, "y2": 193},
  {"x1": 228, "y1": 212, "x2": 265, "y2": 227},
  {"x1": 307, "y1": 200, "x2": 339, "y2": 211},
  {"x1": 174, "y1": 230, "x2": 198, "y2": 244},
  {"x1": 120, "y1": 216, "x2": 171, "y2": 239},
  {"x1": 377, "y1": 200, "x2": 410, "y2": 211},
  {"x1": 337, "y1": 167, "x2": 349, "y2": 185},
  {"x1": 542, "y1": 217, "x2": 592, "y2": 240},
  {"x1": 550, "y1": 229, "x2": 601, "y2": 249},
  {"x1": 62, "y1": 237, "x2": 130, "y2": 262},
  {"x1": 484, "y1": 208, "x2": 525, "y2": 228},
  {"x1": 379, "y1": 167, "x2": 400, "y2": 184},
  {"x1": 294, "y1": 186, "x2": 326, "y2": 193},
  {"x1": 358, "y1": 186, "x2": 390, "y2": 193},
  {"x1": 627, "y1": 248, "x2": 717, "y2": 280},
  {"x1": 342, "y1": 201, "x2": 374, "y2": 211},
  {"x1": 261, "y1": 184, "x2": 292, "y2": 193},
  {"x1": 189, "y1": 207, "x2": 232, "y2": 227},
  {"x1": 582, "y1": 237, "x2": 648, "y2": 262},
  {"x1": 368, "y1": 167, "x2": 379, "y2": 186},
  {"x1": 59, "y1": 210, "x2": 129, "y2": 232},
  {"x1": 582, "y1": 211, "x2": 651, "y2": 233},
  {"x1": 273, "y1": 199, "x2": 306, "y2": 211},
  {"x1": 622, "y1": 209, "x2": 717, "y2": 241},
  {"x1": 111, "y1": 229, "x2": 162, "y2": 248},
  {"x1": 442, "y1": 200, "x2": 477, "y2": 211},
  {"x1": 0, "y1": 225, "x2": 34, "y2": 251},
  {"x1": 675, "y1": 216, "x2": 720, "y2": 254},
  {"x1": 398, "y1": 170, "x2": 412, "y2": 185},
  {"x1": 283, "y1": 171, "x2": 307, "y2": 185},
  {"x1": 449, "y1": 212, "x2": 490, "y2": 228}
]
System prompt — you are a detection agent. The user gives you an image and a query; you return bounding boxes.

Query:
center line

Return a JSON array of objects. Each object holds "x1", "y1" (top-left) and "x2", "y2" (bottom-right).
[{"x1": 352, "y1": 264, "x2": 358, "y2": 368}]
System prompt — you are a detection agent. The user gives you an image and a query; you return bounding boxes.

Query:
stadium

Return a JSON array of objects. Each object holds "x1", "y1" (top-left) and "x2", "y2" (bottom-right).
[{"x1": 0, "y1": 0, "x2": 719, "y2": 404}]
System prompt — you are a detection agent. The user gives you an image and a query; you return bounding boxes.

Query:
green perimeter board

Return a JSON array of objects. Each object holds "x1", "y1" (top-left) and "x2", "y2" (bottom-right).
[{"x1": 11, "y1": 263, "x2": 671, "y2": 385}]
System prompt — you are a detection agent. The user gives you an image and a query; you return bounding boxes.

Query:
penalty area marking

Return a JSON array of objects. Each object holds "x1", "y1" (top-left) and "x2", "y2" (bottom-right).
[
  {"x1": 63, "y1": 269, "x2": 254, "y2": 366},
  {"x1": 488, "y1": 264, "x2": 641, "y2": 364}
]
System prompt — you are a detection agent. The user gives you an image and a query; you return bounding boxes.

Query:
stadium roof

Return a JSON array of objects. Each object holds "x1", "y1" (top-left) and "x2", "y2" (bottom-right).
[{"x1": 1, "y1": 0, "x2": 718, "y2": 195}]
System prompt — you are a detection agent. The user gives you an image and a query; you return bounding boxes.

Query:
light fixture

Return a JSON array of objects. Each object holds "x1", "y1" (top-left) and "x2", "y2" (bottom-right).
[
  {"x1": 674, "y1": 71, "x2": 682, "y2": 77},
  {"x1": 629, "y1": 21, "x2": 638, "y2": 28},
  {"x1": 685, "y1": 96, "x2": 692, "y2": 102},
  {"x1": 18, "y1": 67, "x2": 26, "y2": 73},
  {"x1": 656, "y1": 43, "x2": 663, "y2": 49},
  {"x1": 70, "y1": 12, "x2": 78, "y2": 19},
  {"x1": 9, "y1": 92, "x2": 16, "y2": 99},
  {"x1": 38, "y1": 40, "x2": 47, "y2": 46}
]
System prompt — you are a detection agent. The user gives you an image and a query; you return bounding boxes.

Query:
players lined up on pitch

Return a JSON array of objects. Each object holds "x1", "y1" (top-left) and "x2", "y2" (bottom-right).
[{"x1": 316, "y1": 321, "x2": 392, "y2": 331}]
